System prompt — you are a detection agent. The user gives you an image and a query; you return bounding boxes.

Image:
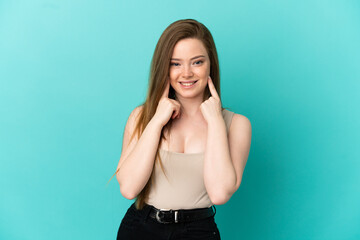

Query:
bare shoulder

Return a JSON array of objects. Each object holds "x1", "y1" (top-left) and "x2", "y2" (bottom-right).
[
  {"x1": 230, "y1": 113, "x2": 252, "y2": 134},
  {"x1": 129, "y1": 105, "x2": 143, "y2": 120},
  {"x1": 232, "y1": 113, "x2": 251, "y2": 126},
  {"x1": 124, "y1": 105, "x2": 144, "y2": 138},
  {"x1": 126, "y1": 105, "x2": 143, "y2": 126}
]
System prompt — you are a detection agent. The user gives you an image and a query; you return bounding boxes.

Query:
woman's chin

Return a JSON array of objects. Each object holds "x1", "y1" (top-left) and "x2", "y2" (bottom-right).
[{"x1": 175, "y1": 90, "x2": 205, "y2": 100}]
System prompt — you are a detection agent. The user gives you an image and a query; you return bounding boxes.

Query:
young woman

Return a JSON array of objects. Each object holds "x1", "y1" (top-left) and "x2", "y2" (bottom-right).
[{"x1": 115, "y1": 19, "x2": 252, "y2": 240}]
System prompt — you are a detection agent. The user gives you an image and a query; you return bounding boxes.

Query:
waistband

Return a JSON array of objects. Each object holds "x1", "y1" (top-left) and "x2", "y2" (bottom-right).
[{"x1": 141, "y1": 203, "x2": 216, "y2": 224}]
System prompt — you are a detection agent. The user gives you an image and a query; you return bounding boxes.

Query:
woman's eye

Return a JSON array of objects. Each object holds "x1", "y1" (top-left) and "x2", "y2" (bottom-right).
[
  {"x1": 194, "y1": 60, "x2": 203, "y2": 65},
  {"x1": 170, "y1": 62, "x2": 180, "y2": 66}
]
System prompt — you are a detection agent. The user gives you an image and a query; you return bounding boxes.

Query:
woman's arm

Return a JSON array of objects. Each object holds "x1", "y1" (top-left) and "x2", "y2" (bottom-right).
[
  {"x1": 116, "y1": 106, "x2": 163, "y2": 200},
  {"x1": 201, "y1": 77, "x2": 252, "y2": 205},
  {"x1": 204, "y1": 114, "x2": 252, "y2": 205},
  {"x1": 116, "y1": 82, "x2": 181, "y2": 199}
]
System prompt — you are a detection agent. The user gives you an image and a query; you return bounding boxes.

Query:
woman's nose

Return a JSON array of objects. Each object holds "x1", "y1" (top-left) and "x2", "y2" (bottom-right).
[{"x1": 182, "y1": 65, "x2": 194, "y2": 78}]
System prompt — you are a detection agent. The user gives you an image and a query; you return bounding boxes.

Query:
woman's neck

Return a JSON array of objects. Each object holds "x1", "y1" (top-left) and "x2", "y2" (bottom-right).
[{"x1": 175, "y1": 94, "x2": 204, "y2": 118}]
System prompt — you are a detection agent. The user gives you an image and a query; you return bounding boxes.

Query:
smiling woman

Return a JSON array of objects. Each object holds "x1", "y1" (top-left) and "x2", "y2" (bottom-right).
[
  {"x1": 114, "y1": 19, "x2": 252, "y2": 240},
  {"x1": 169, "y1": 39, "x2": 210, "y2": 98}
]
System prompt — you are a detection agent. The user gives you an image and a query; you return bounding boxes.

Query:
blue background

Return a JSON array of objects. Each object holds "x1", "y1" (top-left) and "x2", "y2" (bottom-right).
[{"x1": 1, "y1": 0, "x2": 359, "y2": 239}]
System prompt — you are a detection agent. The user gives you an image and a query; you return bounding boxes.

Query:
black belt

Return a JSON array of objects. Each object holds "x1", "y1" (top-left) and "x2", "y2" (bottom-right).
[{"x1": 148, "y1": 205, "x2": 216, "y2": 224}]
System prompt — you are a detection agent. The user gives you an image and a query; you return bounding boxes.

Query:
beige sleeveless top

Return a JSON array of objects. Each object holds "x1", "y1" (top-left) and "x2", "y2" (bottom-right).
[{"x1": 145, "y1": 109, "x2": 235, "y2": 210}]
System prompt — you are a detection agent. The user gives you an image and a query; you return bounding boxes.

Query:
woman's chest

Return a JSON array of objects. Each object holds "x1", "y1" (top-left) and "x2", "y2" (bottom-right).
[{"x1": 161, "y1": 120, "x2": 208, "y2": 154}]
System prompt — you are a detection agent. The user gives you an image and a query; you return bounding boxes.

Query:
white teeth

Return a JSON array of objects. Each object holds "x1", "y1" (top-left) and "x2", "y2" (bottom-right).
[{"x1": 180, "y1": 81, "x2": 196, "y2": 86}]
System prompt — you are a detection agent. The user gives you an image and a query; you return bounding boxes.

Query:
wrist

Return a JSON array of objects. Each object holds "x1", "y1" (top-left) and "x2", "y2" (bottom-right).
[
  {"x1": 207, "y1": 115, "x2": 226, "y2": 130},
  {"x1": 149, "y1": 117, "x2": 165, "y2": 130}
]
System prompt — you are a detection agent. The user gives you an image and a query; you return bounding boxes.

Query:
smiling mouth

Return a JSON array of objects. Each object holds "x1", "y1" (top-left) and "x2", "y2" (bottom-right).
[{"x1": 179, "y1": 80, "x2": 198, "y2": 86}]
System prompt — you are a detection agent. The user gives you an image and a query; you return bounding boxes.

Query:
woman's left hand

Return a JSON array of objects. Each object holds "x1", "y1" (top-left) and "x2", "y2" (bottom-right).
[{"x1": 200, "y1": 76, "x2": 223, "y2": 125}]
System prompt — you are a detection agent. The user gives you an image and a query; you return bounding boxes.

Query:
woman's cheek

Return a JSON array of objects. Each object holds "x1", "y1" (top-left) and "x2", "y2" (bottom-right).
[{"x1": 169, "y1": 70, "x2": 180, "y2": 81}]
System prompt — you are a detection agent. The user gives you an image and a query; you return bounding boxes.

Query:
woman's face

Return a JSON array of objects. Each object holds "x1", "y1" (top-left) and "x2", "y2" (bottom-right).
[{"x1": 169, "y1": 38, "x2": 210, "y2": 99}]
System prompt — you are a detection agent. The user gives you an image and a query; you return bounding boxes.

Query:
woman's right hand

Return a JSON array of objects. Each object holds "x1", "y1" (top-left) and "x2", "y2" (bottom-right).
[{"x1": 153, "y1": 81, "x2": 181, "y2": 127}]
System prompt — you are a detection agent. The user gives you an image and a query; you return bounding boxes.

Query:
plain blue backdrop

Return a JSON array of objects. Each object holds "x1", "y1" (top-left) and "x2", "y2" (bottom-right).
[{"x1": 1, "y1": 0, "x2": 359, "y2": 239}]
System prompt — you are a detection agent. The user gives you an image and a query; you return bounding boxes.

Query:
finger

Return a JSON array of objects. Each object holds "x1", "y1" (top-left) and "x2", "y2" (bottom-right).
[
  {"x1": 207, "y1": 76, "x2": 220, "y2": 100},
  {"x1": 169, "y1": 100, "x2": 180, "y2": 119},
  {"x1": 172, "y1": 107, "x2": 180, "y2": 119},
  {"x1": 174, "y1": 104, "x2": 181, "y2": 119},
  {"x1": 161, "y1": 80, "x2": 170, "y2": 99},
  {"x1": 170, "y1": 99, "x2": 181, "y2": 109},
  {"x1": 174, "y1": 102, "x2": 181, "y2": 118}
]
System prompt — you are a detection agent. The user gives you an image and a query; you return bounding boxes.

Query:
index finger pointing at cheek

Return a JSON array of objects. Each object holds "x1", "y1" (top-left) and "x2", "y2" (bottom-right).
[
  {"x1": 208, "y1": 76, "x2": 220, "y2": 100},
  {"x1": 162, "y1": 80, "x2": 170, "y2": 99}
]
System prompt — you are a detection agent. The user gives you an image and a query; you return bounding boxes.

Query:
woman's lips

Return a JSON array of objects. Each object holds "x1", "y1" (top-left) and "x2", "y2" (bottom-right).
[{"x1": 179, "y1": 80, "x2": 198, "y2": 88}]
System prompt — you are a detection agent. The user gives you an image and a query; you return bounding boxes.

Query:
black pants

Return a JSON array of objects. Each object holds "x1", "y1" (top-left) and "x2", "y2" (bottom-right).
[{"x1": 117, "y1": 202, "x2": 221, "y2": 240}]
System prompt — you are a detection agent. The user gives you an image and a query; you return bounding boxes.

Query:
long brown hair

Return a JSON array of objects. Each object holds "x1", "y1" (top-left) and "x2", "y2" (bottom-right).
[{"x1": 119, "y1": 19, "x2": 221, "y2": 210}]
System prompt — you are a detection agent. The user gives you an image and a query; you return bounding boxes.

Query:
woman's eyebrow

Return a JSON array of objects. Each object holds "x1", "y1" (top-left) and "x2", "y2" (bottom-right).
[{"x1": 171, "y1": 55, "x2": 205, "y2": 61}]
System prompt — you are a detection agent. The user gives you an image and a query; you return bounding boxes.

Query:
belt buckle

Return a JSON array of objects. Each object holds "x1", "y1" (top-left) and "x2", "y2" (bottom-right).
[{"x1": 155, "y1": 209, "x2": 179, "y2": 224}]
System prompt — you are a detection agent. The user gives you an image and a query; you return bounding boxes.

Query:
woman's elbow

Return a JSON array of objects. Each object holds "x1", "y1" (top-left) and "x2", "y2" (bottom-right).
[
  {"x1": 119, "y1": 185, "x2": 137, "y2": 200},
  {"x1": 117, "y1": 173, "x2": 139, "y2": 200},
  {"x1": 210, "y1": 192, "x2": 231, "y2": 205}
]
